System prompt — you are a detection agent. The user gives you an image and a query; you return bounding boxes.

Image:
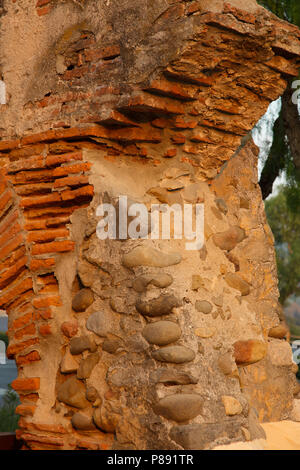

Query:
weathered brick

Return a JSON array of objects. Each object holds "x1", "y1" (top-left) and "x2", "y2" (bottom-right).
[
  {"x1": 53, "y1": 162, "x2": 91, "y2": 177},
  {"x1": 0, "y1": 246, "x2": 26, "y2": 272},
  {"x1": 0, "y1": 209, "x2": 19, "y2": 235},
  {"x1": 163, "y1": 148, "x2": 177, "y2": 158},
  {"x1": 12, "y1": 378, "x2": 40, "y2": 392},
  {"x1": 16, "y1": 404, "x2": 36, "y2": 417},
  {"x1": 0, "y1": 189, "x2": 13, "y2": 216},
  {"x1": 13, "y1": 312, "x2": 34, "y2": 330},
  {"x1": 53, "y1": 174, "x2": 89, "y2": 189},
  {"x1": 6, "y1": 338, "x2": 39, "y2": 358},
  {"x1": 147, "y1": 78, "x2": 198, "y2": 101},
  {"x1": 19, "y1": 393, "x2": 39, "y2": 403},
  {"x1": 30, "y1": 258, "x2": 55, "y2": 272},
  {"x1": 0, "y1": 276, "x2": 33, "y2": 308},
  {"x1": 61, "y1": 320, "x2": 78, "y2": 338},
  {"x1": 39, "y1": 324, "x2": 52, "y2": 336},
  {"x1": 61, "y1": 185, "x2": 94, "y2": 201},
  {"x1": 126, "y1": 92, "x2": 185, "y2": 116},
  {"x1": 0, "y1": 255, "x2": 28, "y2": 289},
  {"x1": 33, "y1": 295, "x2": 62, "y2": 308},
  {"x1": 20, "y1": 192, "x2": 62, "y2": 208},
  {"x1": 27, "y1": 228, "x2": 69, "y2": 243},
  {"x1": 14, "y1": 323, "x2": 36, "y2": 340},
  {"x1": 15, "y1": 182, "x2": 53, "y2": 197},
  {"x1": 31, "y1": 240, "x2": 75, "y2": 255},
  {"x1": 16, "y1": 350, "x2": 41, "y2": 366},
  {"x1": 45, "y1": 151, "x2": 83, "y2": 167},
  {"x1": 84, "y1": 44, "x2": 120, "y2": 62}
]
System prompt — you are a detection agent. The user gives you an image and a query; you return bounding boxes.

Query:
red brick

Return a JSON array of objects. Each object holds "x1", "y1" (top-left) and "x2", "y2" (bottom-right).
[
  {"x1": 53, "y1": 162, "x2": 91, "y2": 177},
  {"x1": 7, "y1": 290, "x2": 34, "y2": 312},
  {"x1": 0, "y1": 209, "x2": 19, "y2": 235},
  {"x1": 0, "y1": 221, "x2": 21, "y2": 248},
  {"x1": 37, "y1": 5, "x2": 52, "y2": 16},
  {"x1": 30, "y1": 258, "x2": 55, "y2": 272},
  {"x1": 22, "y1": 421, "x2": 68, "y2": 434},
  {"x1": 18, "y1": 432, "x2": 64, "y2": 447},
  {"x1": 171, "y1": 133, "x2": 186, "y2": 144},
  {"x1": 39, "y1": 324, "x2": 52, "y2": 336},
  {"x1": 13, "y1": 312, "x2": 34, "y2": 330},
  {"x1": 20, "y1": 192, "x2": 62, "y2": 208},
  {"x1": 163, "y1": 148, "x2": 177, "y2": 158},
  {"x1": 45, "y1": 151, "x2": 83, "y2": 167},
  {"x1": 0, "y1": 189, "x2": 13, "y2": 215},
  {"x1": 0, "y1": 139, "x2": 21, "y2": 151},
  {"x1": 15, "y1": 182, "x2": 53, "y2": 197},
  {"x1": 27, "y1": 228, "x2": 69, "y2": 243},
  {"x1": 33, "y1": 295, "x2": 62, "y2": 308},
  {"x1": 84, "y1": 44, "x2": 120, "y2": 61},
  {"x1": 12, "y1": 378, "x2": 40, "y2": 392},
  {"x1": 151, "y1": 118, "x2": 170, "y2": 128},
  {"x1": 14, "y1": 323, "x2": 36, "y2": 340},
  {"x1": 10, "y1": 168, "x2": 55, "y2": 184},
  {"x1": 223, "y1": 3, "x2": 256, "y2": 24},
  {"x1": 19, "y1": 393, "x2": 39, "y2": 403},
  {"x1": 0, "y1": 277, "x2": 33, "y2": 308},
  {"x1": 0, "y1": 234, "x2": 24, "y2": 262},
  {"x1": 16, "y1": 404, "x2": 36, "y2": 417},
  {"x1": 61, "y1": 185, "x2": 94, "y2": 201},
  {"x1": 16, "y1": 350, "x2": 41, "y2": 366},
  {"x1": 147, "y1": 77, "x2": 198, "y2": 101},
  {"x1": 173, "y1": 117, "x2": 198, "y2": 129},
  {"x1": 7, "y1": 155, "x2": 45, "y2": 174},
  {"x1": 0, "y1": 246, "x2": 26, "y2": 272},
  {"x1": 6, "y1": 338, "x2": 39, "y2": 358},
  {"x1": 31, "y1": 240, "x2": 75, "y2": 255},
  {"x1": 53, "y1": 174, "x2": 89, "y2": 189},
  {"x1": 0, "y1": 255, "x2": 28, "y2": 289},
  {"x1": 127, "y1": 92, "x2": 184, "y2": 116}
]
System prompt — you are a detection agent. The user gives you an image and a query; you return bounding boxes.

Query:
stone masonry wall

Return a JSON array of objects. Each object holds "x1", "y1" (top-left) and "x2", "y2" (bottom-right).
[{"x1": 0, "y1": 0, "x2": 299, "y2": 450}]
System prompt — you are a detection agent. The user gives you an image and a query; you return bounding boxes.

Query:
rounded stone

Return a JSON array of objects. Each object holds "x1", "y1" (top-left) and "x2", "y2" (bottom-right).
[
  {"x1": 195, "y1": 300, "x2": 212, "y2": 314},
  {"x1": 142, "y1": 321, "x2": 181, "y2": 346},
  {"x1": 268, "y1": 324, "x2": 288, "y2": 339},
  {"x1": 57, "y1": 376, "x2": 89, "y2": 409},
  {"x1": 61, "y1": 321, "x2": 78, "y2": 338},
  {"x1": 93, "y1": 407, "x2": 119, "y2": 433},
  {"x1": 71, "y1": 412, "x2": 96, "y2": 430},
  {"x1": 102, "y1": 339, "x2": 122, "y2": 354},
  {"x1": 213, "y1": 226, "x2": 245, "y2": 251},
  {"x1": 122, "y1": 246, "x2": 182, "y2": 268},
  {"x1": 222, "y1": 396, "x2": 243, "y2": 416},
  {"x1": 72, "y1": 288, "x2": 94, "y2": 312},
  {"x1": 152, "y1": 345, "x2": 195, "y2": 363},
  {"x1": 225, "y1": 273, "x2": 250, "y2": 296},
  {"x1": 136, "y1": 294, "x2": 180, "y2": 317},
  {"x1": 195, "y1": 326, "x2": 216, "y2": 338},
  {"x1": 152, "y1": 369, "x2": 198, "y2": 385},
  {"x1": 86, "y1": 310, "x2": 112, "y2": 337},
  {"x1": 233, "y1": 339, "x2": 267, "y2": 366},
  {"x1": 154, "y1": 394, "x2": 203, "y2": 422},
  {"x1": 69, "y1": 335, "x2": 97, "y2": 355},
  {"x1": 86, "y1": 385, "x2": 99, "y2": 403},
  {"x1": 77, "y1": 352, "x2": 100, "y2": 379}
]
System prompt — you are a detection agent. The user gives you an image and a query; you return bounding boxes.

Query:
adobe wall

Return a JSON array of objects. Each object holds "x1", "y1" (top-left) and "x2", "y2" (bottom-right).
[{"x1": 0, "y1": 0, "x2": 299, "y2": 450}]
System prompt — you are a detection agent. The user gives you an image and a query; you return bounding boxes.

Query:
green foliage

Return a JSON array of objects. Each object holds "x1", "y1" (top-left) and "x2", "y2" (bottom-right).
[
  {"x1": 0, "y1": 331, "x2": 8, "y2": 348},
  {"x1": 265, "y1": 187, "x2": 300, "y2": 303},
  {"x1": 258, "y1": 0, "x2": 300, "y2": 25},
  {"x1": 0, "y1": 385, "x2": 20, "y2": 432}
]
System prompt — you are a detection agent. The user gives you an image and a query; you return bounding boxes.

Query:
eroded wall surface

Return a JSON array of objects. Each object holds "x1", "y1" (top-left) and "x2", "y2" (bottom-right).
[{"x1": 0, "y1": 0, "x2": 299, "y2": 450}]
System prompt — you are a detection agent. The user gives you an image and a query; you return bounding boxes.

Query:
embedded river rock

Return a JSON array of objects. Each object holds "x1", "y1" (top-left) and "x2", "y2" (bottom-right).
[{"x1": 0, "y1": 0, "x2": 299, "y2": 450}]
